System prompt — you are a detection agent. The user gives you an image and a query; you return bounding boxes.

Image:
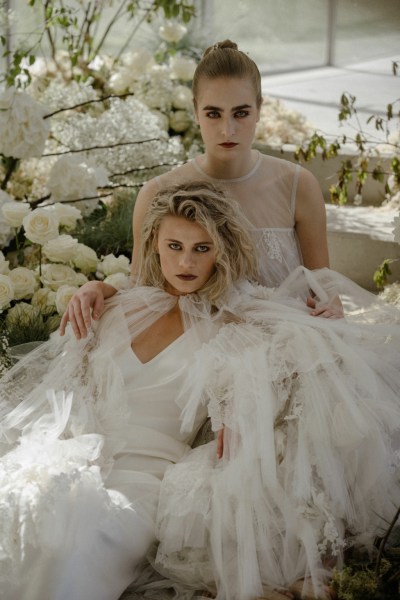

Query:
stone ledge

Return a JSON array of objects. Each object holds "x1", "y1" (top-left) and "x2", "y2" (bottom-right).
[
  {"x1": 326, "y1": 204, "x2": 400, "y2": 290},
  {"x1": 255, "y1": 142, "x2": 391, "y2": 206}
]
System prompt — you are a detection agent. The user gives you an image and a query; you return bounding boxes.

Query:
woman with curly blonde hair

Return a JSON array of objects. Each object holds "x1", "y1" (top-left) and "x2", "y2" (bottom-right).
[{"x1": 1, "y1": 182, "x2": 399, "y2": 600}]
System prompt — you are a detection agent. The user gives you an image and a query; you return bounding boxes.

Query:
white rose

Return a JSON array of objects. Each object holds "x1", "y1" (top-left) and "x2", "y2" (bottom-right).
[
  {"x1": 31, "y1": 287, "x2": 57, "y2": 316},
  {"x1": 169, "y1": 109, "x2": 192, "y2": 133},
  {"x1": 55, "y1": 284, "x2": 79, "y2": 315},
  {"x1": 23, "y1": 208, "x2": 59, "y2": 245},
  {"x1": 0, "y1": 191, "x2": 14, "y2": 248},
  {"x1": 75, "y1": 272, "x2": 88, "y2": 286},
  {"x1": 47, "y1": 155, "x2": 109, "y2": 203},
  {"x1": 104, "y1": 272, "x2": 132, "y2": 290},
  {"x1": 171, "y1": 85, "x2": 193, "y2": 110},
  {"x1": 6, "y1": 302, "x2": 41, "y2": 327},
  {"x1": 40, "y1": 263, "x2": 80, "y2": 291},
  {"x1": 73, "y1": 243, "x2": 99, "y2": 273},
  {"x1": 98, "y1": 253, "x2": 131, "y2": 276},
  {"x1": 169, "y1": 55, "x2": 197, "y2": 81},
  {"x1": 109, "y1": 68, "x2": 135, "y2": 95},
  {"x1": 2, "y1": 201, "x2": 32, "y2": 228},
  {"x1": 9, "y1": 266, "x2": 39, "y2": 299},
  {"x1": 0, "y1": 274, "x2": 14, "y2": 309},
  {"x1": 393, "y1": 215, "x2": 400, "y2": 244},
  {"x1": 42, "y1": 234, "x2": 78, "y2": 263},
  {"x1": 51, "y1": 203, "x2": 82, "y2": 230},
  {"x1": 0, "y1": 250, "x2": 10, "y2": 274},
  {"x1": 0, "y1": 87, "x2": 50, "y2": 159},
  {"x1": 159, "y1": 21, "x2": 187, "y2": 44}
]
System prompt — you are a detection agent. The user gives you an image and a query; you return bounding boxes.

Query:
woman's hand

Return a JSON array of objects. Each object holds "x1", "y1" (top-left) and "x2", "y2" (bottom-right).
[
  {"x1": 306, "y1": 296, "x2": 344, "y2": 319},
  {"x1": 59, "y1": 281, "x2": 116, "y2": 339}
]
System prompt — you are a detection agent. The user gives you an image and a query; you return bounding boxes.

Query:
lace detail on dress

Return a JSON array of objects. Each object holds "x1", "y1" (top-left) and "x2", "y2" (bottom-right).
[{"x1": 259, "y1": 230, "x2": 285, "y2": 263}]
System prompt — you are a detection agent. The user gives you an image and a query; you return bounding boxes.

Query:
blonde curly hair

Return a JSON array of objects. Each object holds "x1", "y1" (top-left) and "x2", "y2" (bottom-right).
[{"x1": 137, "y1": 181, "x2": 257, "y2": 304}]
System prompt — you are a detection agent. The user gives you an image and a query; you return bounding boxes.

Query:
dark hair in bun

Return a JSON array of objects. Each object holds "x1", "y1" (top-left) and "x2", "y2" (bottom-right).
[{"x1": 193, "y1": 39, "x2": 262, "y2": 108}]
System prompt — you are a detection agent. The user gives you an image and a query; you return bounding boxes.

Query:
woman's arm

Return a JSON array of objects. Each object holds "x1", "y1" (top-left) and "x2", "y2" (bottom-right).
[
  {"x1": 59, "y1": 280, "x2": 118, "y2": 338},
  {"x1": 60, "y1": 179, "x2": 160, "y2": 338},
  {"x1": 295, "y1": 168, "x2": 343, "y2": 319}
]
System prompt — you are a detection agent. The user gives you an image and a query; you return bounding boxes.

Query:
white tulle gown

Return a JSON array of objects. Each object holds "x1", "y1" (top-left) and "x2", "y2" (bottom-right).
[{"x1": 1, "y1": 267, "x2": 400, "y2": 600}]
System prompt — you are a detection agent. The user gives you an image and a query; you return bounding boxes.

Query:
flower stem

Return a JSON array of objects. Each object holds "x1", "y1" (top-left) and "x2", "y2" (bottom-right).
[{"x1": 1, "y1": 156, "x2": 19, "y2": 190}]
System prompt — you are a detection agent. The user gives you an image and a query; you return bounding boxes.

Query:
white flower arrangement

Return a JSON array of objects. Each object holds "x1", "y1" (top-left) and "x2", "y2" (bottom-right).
[
  {"x1": 0, "y1": 88, "x2": 50, "y2": 159},
  {"x1": 0, "y1": 14, "x2": 317, "y2": 353}
]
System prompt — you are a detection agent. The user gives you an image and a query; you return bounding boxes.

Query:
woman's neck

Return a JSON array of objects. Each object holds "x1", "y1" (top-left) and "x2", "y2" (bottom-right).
[{"x1": 198, "y1": 149, "x2": 258, "y2": 180}]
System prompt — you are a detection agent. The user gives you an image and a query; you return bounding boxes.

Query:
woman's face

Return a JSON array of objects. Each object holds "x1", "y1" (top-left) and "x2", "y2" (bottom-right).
[
  {"x1": 194, "y1": 76, "x2": 260, "y2": 161},
  {"x1": 157, "y1": 215, "x2": 216, "y2": 295}
]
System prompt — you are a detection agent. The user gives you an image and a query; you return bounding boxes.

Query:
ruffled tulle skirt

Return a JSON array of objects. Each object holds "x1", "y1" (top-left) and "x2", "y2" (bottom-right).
[{"x1": 155, "y1": 269, "x2": 400, "y2": 600}]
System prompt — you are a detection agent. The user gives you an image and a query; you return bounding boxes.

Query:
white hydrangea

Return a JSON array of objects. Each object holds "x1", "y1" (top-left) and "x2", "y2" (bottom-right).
[
  {"x1": 0, "y1": 87, "x2": 50, "y2": 159},
  {"x1": 98, "y1": 253, "x2": 130, "y2": 276},
  {"x1": 47, "y1": 155, "x2": 108, "y2": 203},
  {"x1": 159, "y1": 21, "x2": 187, "y2": 44},
  {"x1": 42, "y1": 234, "x2": 79, "y2": 263},
  {"x1": 133, "y1": 65, "x2": 174, "y2": 111},
  {"x1": 37, "y1": 78, "x2": 98, "y2": 113},
  {"x1": 9, "y1": 266, "x2": 39, "y2": 299},
  {"x1": 255, "y1": 96, "x2": 314, "y2": 146},
  {"x1": 0, "y1": 191, "x2": 15, "y2": 248},
  {"x1": 23, "y1": 207, "x2": 59, "y2": 245},
  {"x1": 169, "y1": 55, "x2": 197, "y2": 81}
]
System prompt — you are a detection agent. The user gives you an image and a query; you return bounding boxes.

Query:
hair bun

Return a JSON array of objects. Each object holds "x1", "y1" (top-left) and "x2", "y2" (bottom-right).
[{"x1": 203, "y1": 39, "x2": 238, "y2": 57}]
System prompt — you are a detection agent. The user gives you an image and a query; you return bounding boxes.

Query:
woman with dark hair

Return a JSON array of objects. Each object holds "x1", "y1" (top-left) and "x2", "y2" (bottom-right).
[{"x1": 60, "y1": 39, "x2": 342, "y2": 340}]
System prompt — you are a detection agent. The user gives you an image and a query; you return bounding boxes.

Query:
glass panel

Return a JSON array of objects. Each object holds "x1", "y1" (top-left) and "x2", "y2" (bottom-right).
[
  {"x1": 207, "y1": 0, "x2": 328, "y2": 73},
  {"x1": 334, "y1": 0, "x2": 400, "y2": 65}
]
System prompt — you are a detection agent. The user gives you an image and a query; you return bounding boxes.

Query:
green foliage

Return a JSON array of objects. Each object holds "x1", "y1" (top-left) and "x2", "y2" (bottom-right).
[
  {"x1": 332, "y1": 565, "x2": 378, "y2": 600},
  {"x1": 72, "y1": 190, "x2": 137, "y2": 259},
  {"x1": 373, "y1": 259, "x2": 397, "y2": 289},
  {"x1": 0, "y1": 309, "x2": 59, "y2": 347},
  {"x1": 294, "y1": 86, "x2": 400, "y2": 205}
]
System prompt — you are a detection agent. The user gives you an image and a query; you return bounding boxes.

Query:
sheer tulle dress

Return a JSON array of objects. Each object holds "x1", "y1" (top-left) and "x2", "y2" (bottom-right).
[
  {"x1": 1, "y1": 268, "x2": 400, "y2": 600},
  {"x1": 0, "y1": 288, "x2": 213, "y2": 600},
  {"x1": 155, "y1": 152, "x2": 302, "y2": 286}
]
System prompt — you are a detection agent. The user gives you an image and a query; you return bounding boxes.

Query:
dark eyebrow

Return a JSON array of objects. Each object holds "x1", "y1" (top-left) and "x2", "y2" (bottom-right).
[
  {"x1": 202, "y1": 104, "x2": 252, "y2": 112},
  {"x1": 165, "y1": 238, "x2": 214, "y2": 245}
]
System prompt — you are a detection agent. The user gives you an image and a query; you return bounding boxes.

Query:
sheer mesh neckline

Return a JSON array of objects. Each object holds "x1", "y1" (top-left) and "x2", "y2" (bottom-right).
[{"x1": 192, "y1": 151, "x2": 261, "y2": 183}]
